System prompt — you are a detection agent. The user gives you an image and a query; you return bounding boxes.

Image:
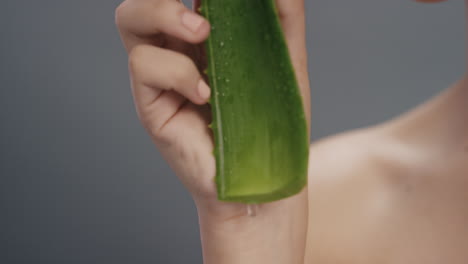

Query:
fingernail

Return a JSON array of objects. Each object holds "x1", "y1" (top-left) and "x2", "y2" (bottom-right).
[
  {"x1": 182, "y1": 11, "x2": 205, "y2": 33},
  {"x1": 198, "y1": 79, "x2": 211, "y2": 101}
]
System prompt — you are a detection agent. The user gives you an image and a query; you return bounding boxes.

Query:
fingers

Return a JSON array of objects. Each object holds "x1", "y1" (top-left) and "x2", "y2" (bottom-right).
[
  {"x1": 275, "y1": 0, "x2": 310, "y2": 132},
  {"x1": 275, "y1": 0, "x2": 306, "y2": 52},
  {"x1": 129, "y1": 44, "x2": 210, "y2": 106},
  {"x1": 128, "y1": 44, "x2": 210, "y2": 138},
  {"x1": 276, "y1": 0, "x2": 305, "y2": 21},
  {"x1": 116, "y1": 0, "x2": 210, "y2": 48},
  {"x1": 274, "y1": 0, "x2": 307, "y2": 72}
]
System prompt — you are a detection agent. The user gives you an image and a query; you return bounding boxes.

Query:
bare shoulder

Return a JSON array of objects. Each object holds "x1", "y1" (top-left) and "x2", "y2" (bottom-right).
[
  {"x1": 307, "y1": 128, "x2": 388, "y2": 190},
  {"x1": 305, "y1": 127, "x2": 402, "y2": 263}
]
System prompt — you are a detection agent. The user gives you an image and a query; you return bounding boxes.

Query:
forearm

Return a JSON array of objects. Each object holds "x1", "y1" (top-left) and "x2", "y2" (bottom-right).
[{"x1": 195, "y1": 189, "x2": 309, "y2": 264}]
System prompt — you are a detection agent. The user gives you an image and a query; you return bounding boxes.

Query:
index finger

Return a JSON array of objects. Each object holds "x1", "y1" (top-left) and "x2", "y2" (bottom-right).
[{"x1": 115, "y1": 0, "x2": 210, "y2": 50}]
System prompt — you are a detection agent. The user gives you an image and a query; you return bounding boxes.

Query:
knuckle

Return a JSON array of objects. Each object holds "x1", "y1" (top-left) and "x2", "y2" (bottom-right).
[
  {"x1": 170, "y1": 55, "x2": 197, "y2": 88},
  {"x1": 114, "y1": 1, "x2": 129, "y2": 28},
  {"x1": 150, "y1": 0, "x2": 179, "y2": 32},
  {"x1": 147, "y1": 120, "x2": 172, "y2": 146},
  {"x1": 154, "y1": 0, "x2": 182, "y2": 13},
  {"x1": 127, "y1": 45, "x2": 148, "y2": 78},
  {"x1": 151, "y1": 0, "x2": 171, "y2": 19},
  {"x1": 136, "y1": 109, "x2": 165, "y2": 141},
  {"x1": 152, "y1": 0, "x2": 168, "y2": 10}
]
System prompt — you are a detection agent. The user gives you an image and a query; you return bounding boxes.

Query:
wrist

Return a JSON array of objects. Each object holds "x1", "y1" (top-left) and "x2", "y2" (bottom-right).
[
  {"x1": 194, "y1": 196, "x2": 248, "y2": 222},
  {"x1": 195, "y1": 189, "x2": 309, "y2": 264}
]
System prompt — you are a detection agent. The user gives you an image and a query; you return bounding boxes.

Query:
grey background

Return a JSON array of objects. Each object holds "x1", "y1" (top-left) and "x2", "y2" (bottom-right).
[{"x1": 0, "y1": 0, "x2": 465, "y2": 263}]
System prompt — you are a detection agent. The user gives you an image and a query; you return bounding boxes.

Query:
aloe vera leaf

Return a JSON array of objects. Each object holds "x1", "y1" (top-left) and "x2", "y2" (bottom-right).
[{"x1": 201, "y1": 0, "x2": 309, "y2": 204}]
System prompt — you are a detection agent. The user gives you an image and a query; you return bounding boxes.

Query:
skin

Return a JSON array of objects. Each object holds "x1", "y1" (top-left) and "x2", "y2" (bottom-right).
[{"x1": 115, "y1": 0, "x2": 467, "y2": 263}]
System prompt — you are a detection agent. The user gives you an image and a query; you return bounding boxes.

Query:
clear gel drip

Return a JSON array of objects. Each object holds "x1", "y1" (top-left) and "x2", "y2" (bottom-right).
[{"x1": 246, "y1": 204, "x2": 259, "y2": 217}]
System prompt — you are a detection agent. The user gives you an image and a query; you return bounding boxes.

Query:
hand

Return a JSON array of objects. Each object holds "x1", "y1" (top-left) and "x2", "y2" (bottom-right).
[
  {"x1": 116, "y1": 1, "x2": 310, "y2": 263},
  {"x1": 115, "y1": 0, "x2": 311, "y2": 217}
]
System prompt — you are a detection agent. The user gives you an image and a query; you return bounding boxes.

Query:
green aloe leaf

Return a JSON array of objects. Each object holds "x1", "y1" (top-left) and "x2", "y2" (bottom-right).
[{"x1": 201, "y1": 0, "x2": 309, "y2": 204}]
